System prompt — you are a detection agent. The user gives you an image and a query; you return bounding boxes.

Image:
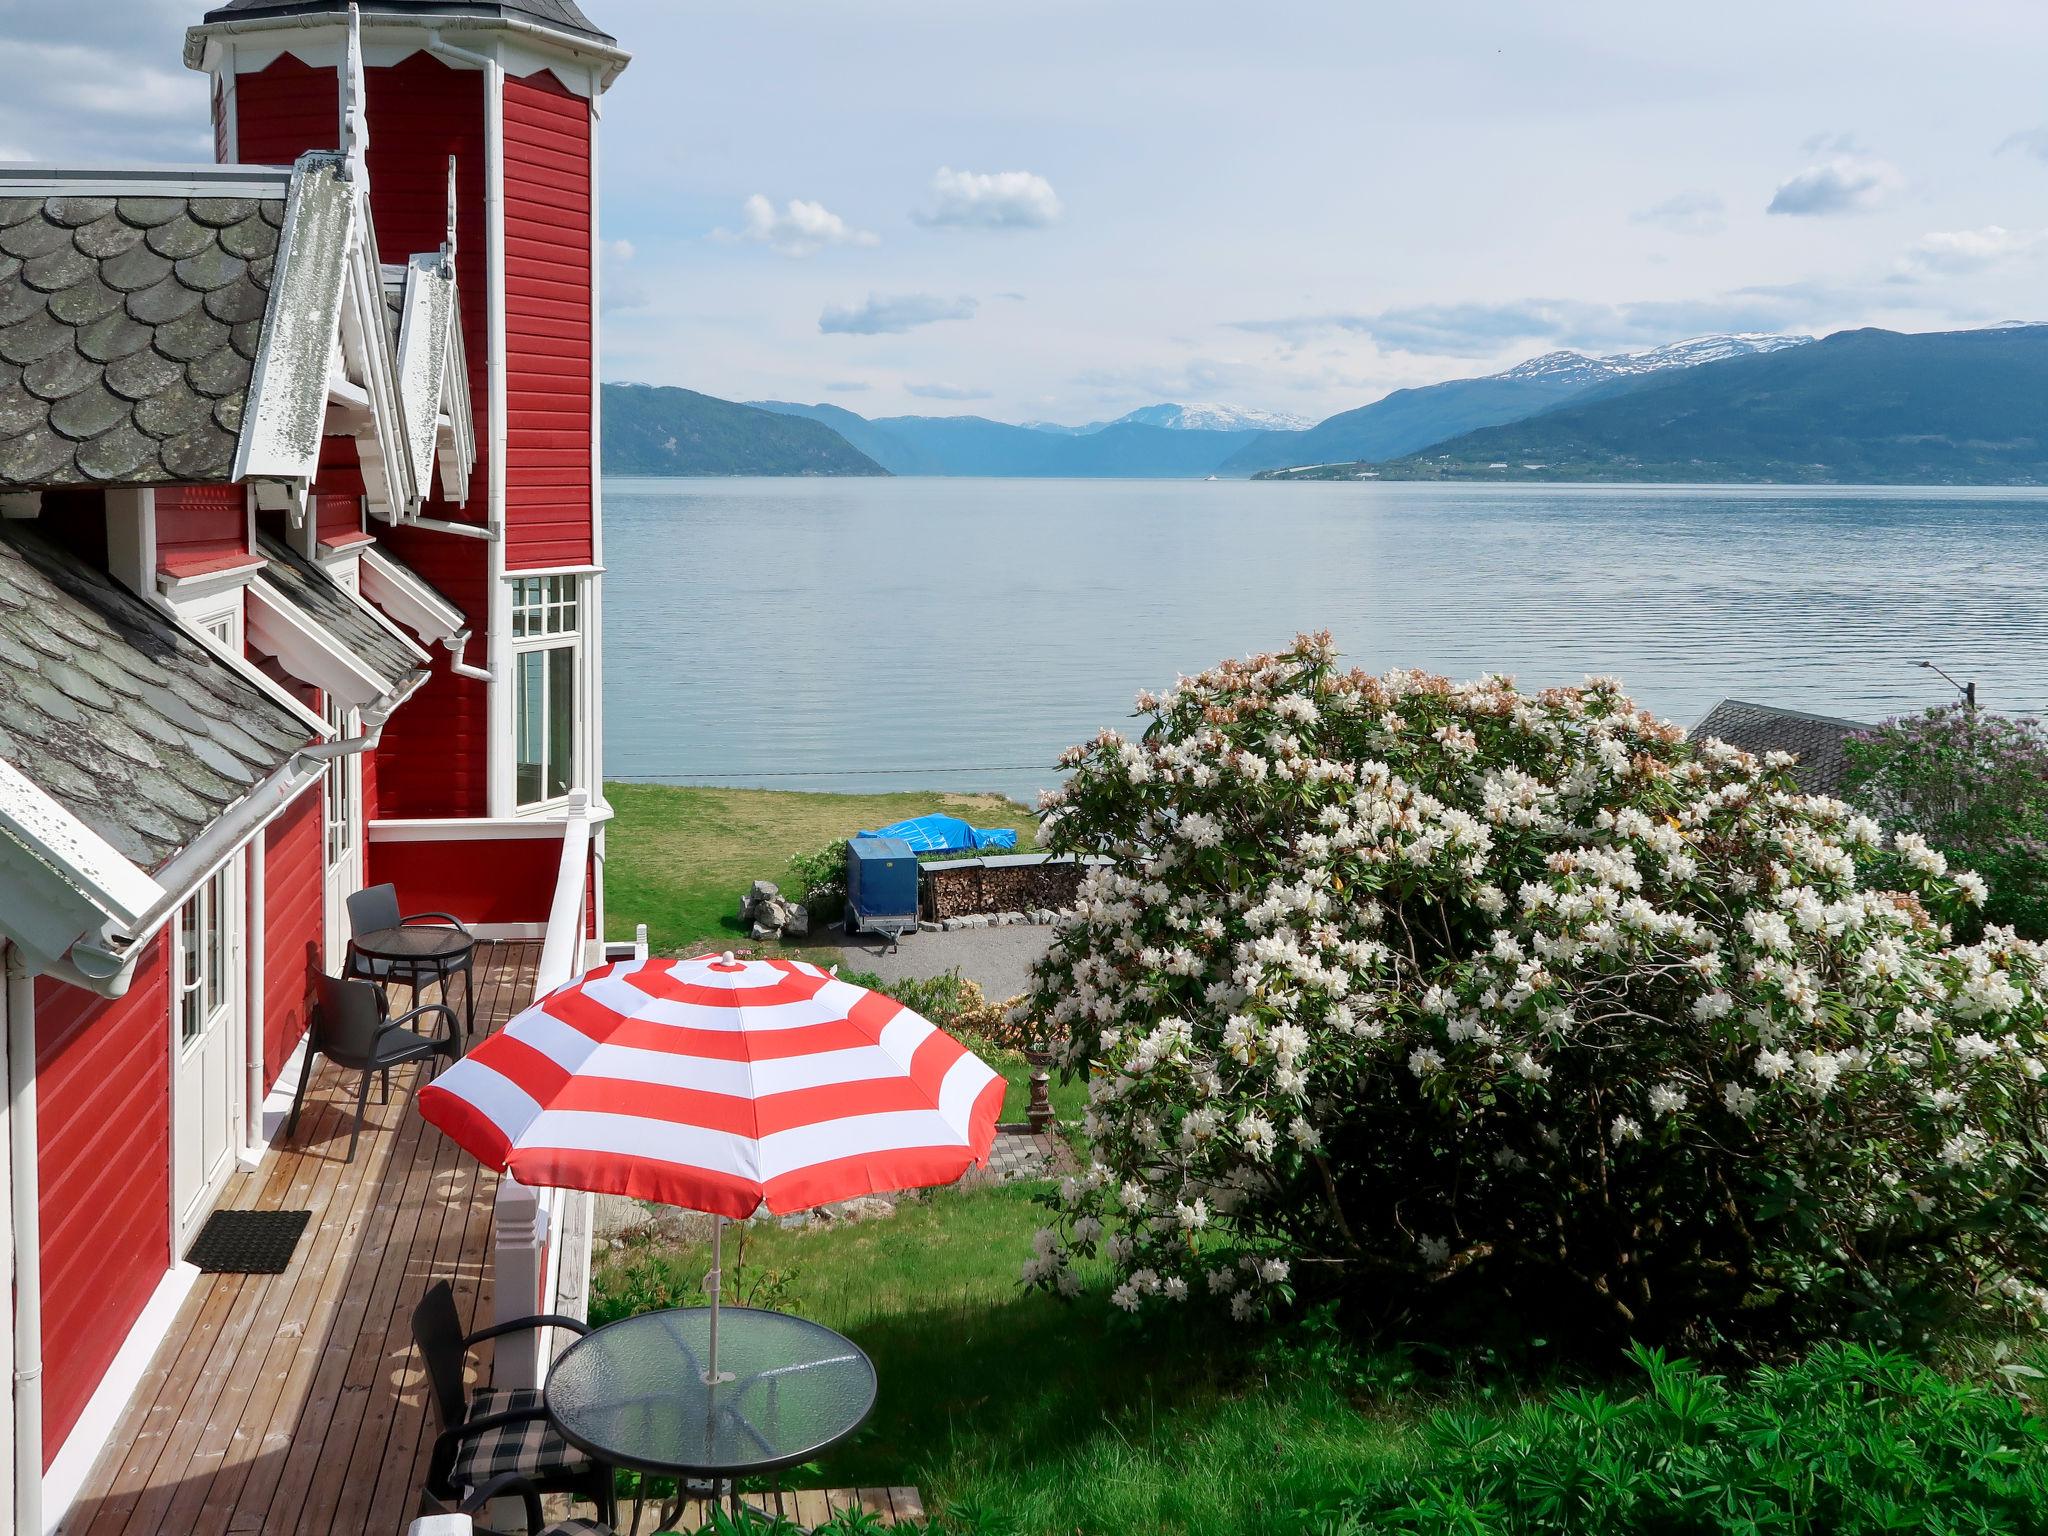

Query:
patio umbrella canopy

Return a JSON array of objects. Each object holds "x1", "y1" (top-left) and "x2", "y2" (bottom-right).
[{"x1": 417, "y1": 953, "x2": 1007, "y2": 1217}]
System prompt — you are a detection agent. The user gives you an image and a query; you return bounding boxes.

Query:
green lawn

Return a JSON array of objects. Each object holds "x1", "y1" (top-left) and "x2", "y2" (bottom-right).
[
  {"x1": 592, "y1": 1183, "x2": 1418, "y2": 1535},
  {"x1": 602, "y1": 783, "x2": 1040, "y2": 956}
]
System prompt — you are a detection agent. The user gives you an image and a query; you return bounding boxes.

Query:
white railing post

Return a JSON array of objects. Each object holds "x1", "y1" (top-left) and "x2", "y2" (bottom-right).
[
  {"x1": 489, "y1": 791, "x2": 592, "y2": 1390},
  {"x1": 490, "y1": 1174, "x2": 550, "y2": 1388}
]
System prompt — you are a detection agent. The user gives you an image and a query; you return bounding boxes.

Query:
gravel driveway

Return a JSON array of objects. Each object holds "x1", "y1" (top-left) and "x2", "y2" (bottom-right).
[{"x1": 833, "y1": 923, "x2": 1055, "y2": 1001}]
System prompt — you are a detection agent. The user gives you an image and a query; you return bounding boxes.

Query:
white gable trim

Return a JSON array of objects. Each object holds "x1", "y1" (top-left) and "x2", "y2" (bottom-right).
[
  {"x1": 358, "y1": 545, "x2": 467, "y2": 645},
  {"x1": 245, "y1": 579, "x2": 389, "y2": 709},
  {"x1": 0, "y1": 761, "x2": 163, "y2": 973}
]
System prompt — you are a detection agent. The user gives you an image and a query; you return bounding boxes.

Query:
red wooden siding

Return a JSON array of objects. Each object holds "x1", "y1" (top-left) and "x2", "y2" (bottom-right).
[
  {"x1": 502, "y1": 69, "x2": 593, "y2": 570},
  {"x1": 264, "y1": 785, "x2": 326, "y2": 1085},
  {"x1": 155, "y1": 483, "x2": 248, "y2": 576},
  {"x1": 368, "y1": 834, "x2": 561, "y2": 927},
  {"x1": 315, "y1": 435, "x2": 366, "y2": 546},
  {"x1": 371, "y1": 524, "x2": 489, "y2": 817},
  {"x1": 230, "y1": 52, "x2": 337, "y2": 164},
  {"x1": 235, "y1": 50, "x2": 494, "y2": 817},
  {"x1": 36, "y1": 938, "x2": 173, "y2": 1463}
]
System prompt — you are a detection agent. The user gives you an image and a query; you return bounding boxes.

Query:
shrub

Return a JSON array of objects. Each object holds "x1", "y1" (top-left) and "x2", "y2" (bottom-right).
[
  {"x1": 1343, "y1": 1341, "x2": 2048, "y2": 1534},
  {"x1": 839, "y1": 967, "x2": 1041, "y2": 1051},
  {"x1": 787, "y1": 838, "x2": 850, "y2": 921},
  {"x1": 1843, "y1": 705, "x2": 2048, "y2": 940},
  {"x1": 1021, "y1": 634, "x2": 2048, "y2": 1352}
]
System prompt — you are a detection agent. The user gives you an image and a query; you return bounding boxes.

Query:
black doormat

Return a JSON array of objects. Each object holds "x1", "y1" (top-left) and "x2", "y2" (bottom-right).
[{"x1": 184, "y1": 1208, "x2": 312, "y2": 1273}]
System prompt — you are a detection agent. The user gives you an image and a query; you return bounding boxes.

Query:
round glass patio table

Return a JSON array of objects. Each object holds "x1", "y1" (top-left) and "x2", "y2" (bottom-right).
[
  {"x1": 546, "y1": 1305, "x2": 877, "y2": 1516},
  {"x1": 352, "y1": 924, "x2": 476, "y2": 1043}
]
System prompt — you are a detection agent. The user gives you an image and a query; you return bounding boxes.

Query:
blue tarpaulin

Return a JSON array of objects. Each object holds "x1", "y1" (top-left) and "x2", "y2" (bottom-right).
[{"x1": 855, "y1": 815, "x2": 1018, "y2": 854}]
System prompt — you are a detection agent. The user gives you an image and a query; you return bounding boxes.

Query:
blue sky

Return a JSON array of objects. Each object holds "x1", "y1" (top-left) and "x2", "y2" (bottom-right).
[{"x1": 10, "y1": 0, "x2": 2048, "y2": 423}]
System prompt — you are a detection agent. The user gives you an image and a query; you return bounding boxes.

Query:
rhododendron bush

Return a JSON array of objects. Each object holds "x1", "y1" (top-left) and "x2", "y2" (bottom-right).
[{"x1": 1022, "y1": 635, "x2": 2048, "y2": 1349}]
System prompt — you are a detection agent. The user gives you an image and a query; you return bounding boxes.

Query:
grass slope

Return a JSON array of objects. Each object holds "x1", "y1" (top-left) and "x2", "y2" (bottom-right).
[
  {"x1": 603, "y1": 783, "x2": 1039, "y2": 955},
  {"x1": 603, "y1": 383, "x2": 887, "y2": 476},
  {"x1": 1358, "y1": 325, "x2": 2048, "y2": 483},
  {"x1": 593, "y1": 1183, "x2": 1413, "y2": 1534}
]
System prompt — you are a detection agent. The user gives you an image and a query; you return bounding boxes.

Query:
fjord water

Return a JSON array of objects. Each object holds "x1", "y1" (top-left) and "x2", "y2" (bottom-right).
[{"x1": 603, "y1": 477, "x2": 2048, "y2": 806}]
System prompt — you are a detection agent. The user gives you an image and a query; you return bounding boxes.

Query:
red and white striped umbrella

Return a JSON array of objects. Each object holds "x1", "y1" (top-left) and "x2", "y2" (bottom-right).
[{"x1": 417, "y1": 952, "x2": 1007, "y2": 1218}]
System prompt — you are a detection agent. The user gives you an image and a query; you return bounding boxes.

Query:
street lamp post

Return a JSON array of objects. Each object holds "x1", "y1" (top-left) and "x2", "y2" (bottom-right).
[{"x1": 1917, "y1": 660, "x2": 1978, "y2": 714}]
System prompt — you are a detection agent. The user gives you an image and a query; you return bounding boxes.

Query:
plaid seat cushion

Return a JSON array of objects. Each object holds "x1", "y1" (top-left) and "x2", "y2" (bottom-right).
[{"x1": 451, "y1": 1386, "x2": 591, "y2": 1488}]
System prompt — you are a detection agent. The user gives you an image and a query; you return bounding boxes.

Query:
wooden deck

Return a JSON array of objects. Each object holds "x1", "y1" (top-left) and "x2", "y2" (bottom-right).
[
  {"x1": 64, "y1": 941, "x2": 923, "y2": 1536},
  {"x1": 67, "y1": 941, "x2": 538, "y2": 1536}
]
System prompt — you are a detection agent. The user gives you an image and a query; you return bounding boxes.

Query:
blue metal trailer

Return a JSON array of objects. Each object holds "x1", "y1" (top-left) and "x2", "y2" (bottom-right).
[{"x1": 844, "y1": 836, "x2": 920, "y2": 950}]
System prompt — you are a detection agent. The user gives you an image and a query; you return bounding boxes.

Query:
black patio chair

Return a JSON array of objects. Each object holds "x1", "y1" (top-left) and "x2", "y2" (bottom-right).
[
  {"x1": 343, "y1": 881, "x2": 474, "y2": 1003},
  {"x1": 424, "y1": 1473, "x2": 614, "y2": 1536},
  {"x1": 286, "y1": 974, "x2": 458, "y2": 1161},
  {"x1": 413, "y1": 1281, "x2": 616, "y2": 1525}
]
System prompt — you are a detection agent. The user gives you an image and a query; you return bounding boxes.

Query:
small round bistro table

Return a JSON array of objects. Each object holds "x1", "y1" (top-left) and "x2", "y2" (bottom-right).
[
  {"x1": 545, "y1": 1306, "x2": 878, "y2": 1532},
  {"x1": 351, "y1": 925, "x2": 476, "y2": 1048}
]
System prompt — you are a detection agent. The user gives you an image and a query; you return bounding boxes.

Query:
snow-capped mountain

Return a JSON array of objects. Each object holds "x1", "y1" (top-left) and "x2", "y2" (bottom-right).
[
  {"x1": 1499, "y1": 334, "x2": 1812, "y2": 387},
  {"x1": 1113, "y1": 402, "x2": 1317, "y2": 433}
]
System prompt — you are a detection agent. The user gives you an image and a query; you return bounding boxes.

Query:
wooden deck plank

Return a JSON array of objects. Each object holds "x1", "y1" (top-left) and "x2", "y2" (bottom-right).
[
  {"x1": 62, "y1": 945, "x2": 538, "y2": 1536},
  {"x1": 888, "y1": 1486, "x2": 925, "y2": 1520},
  {"x1": 791, "y1": 1488, "x2": 834, "y2": 1527}
]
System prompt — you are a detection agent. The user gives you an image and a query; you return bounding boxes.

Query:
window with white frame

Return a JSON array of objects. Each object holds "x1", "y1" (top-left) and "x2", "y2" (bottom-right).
[
  {"x1": 177, "y1": 863, "x2": 232, "y2": 1048},
  {"x1": 324, "y1": 696, "x2": 356, "y2": 868},
  {"x1": 511, "y1": 574, "x2": 580, "y2": 807}
]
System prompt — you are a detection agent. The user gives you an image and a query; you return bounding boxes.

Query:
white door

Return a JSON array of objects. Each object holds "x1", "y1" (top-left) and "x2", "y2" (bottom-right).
[
  {"x1": 323, "y1": 699, "x2": 363, "y2": 963},
  {"x1": 173, "y1": 858, "x2": 243, "y2": 1249}
]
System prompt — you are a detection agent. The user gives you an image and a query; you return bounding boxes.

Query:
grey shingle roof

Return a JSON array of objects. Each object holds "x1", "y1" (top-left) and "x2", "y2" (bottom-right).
[
  {"x1": 255, "y1": 531, "x2": 425, "y2": 697},
  {"x1": 200, "y1": 0, "x2": 615, "y2": 46},
  {"x1": 0, "y1": 521, "x2": 309, "y2": 872},
  {"x1": 1694, "y1": 699, "x2": 1869, "y2": 794},
  {"x1": 0, "y1": 186, "x2": 285, "y2": 489}
]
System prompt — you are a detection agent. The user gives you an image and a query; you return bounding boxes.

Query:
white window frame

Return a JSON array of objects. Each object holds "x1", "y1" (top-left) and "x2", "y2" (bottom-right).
[{"x1": 508, "y1": 574, "x2": 582, "y2": 812}]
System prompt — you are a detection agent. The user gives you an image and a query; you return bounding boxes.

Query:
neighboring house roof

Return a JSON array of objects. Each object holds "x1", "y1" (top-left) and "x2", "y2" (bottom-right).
[
  {"x1": 0, "y1": 520, "x2": 309, "y2": 873},
  {"x1": 1694, "y1": 698, "x2": 1869, "y2": 794},
  {"x1": 198, "y1": 0, "x2": 617, "y2": 46},
  {"x1": 254, "y1": 530, "x2": 427, "y2": 698},
  {"x1": 0, "y1": 173, "x2": 288, "y2": 488}
]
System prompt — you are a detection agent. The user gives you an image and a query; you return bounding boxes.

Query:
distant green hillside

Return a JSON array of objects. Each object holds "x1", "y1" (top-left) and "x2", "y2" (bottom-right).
[
  {"x1": 603, "y1": 384, "x2": 886, "y2": 476},
  {"x1": 1284, "y1": 326, "x2": 2048, "y2": 484},
  {"x1": 752, "y1": 401, "x2": 1256, "y2": 477},
  {"x1": 1221, "y1": 373, "x2": 1594, "y2": 474}
]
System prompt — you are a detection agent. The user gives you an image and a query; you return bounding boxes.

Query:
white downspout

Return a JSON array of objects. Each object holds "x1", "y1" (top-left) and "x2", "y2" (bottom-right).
[
  {"x1": 6, "y1": 946, "x2": 42, "y2": 1536},
  {"x1": 244, "y1": 828, "x2": 267, "y2": 1164}
]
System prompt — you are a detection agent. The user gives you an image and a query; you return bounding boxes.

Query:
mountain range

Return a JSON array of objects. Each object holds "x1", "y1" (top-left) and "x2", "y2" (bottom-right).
[
  {"x1": 603, "y1": 384, "x2": 886, "y2": 476},
  {"x1": 599, "y1": 325, "x2": 2048, "y2": 484},
  {"x1": 1286, "y1": 324, "x2": 2048, "y2": 484}
]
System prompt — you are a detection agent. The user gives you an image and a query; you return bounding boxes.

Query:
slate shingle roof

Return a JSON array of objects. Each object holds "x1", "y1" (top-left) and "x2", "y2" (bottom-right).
[
  {"x1": 0, "y1": 521, "x2": 309, "y2": 872},
  {"x1": 255, "y1": 531, "x2": 426, "y2": 697},
  {"x1": 1694, "y1": 699, "x2": 1870, "y2": 794},
  {"x1": 200, "y1": 0, "x2": 615, "y2": 46},
  {"x1": 0, "y1": 186, "x2": 285, "y2": 489}
]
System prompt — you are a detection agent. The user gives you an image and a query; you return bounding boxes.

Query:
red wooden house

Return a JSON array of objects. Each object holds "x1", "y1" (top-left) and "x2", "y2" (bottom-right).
[{"x1": 0, "y1": 3, "x2": 627, "y2": 1526}]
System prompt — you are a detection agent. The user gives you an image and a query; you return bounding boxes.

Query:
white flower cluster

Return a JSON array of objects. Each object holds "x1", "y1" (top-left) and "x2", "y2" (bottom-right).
[{"x1": 1019, "y1": 638, "x2": 2048, "y2": 1329}]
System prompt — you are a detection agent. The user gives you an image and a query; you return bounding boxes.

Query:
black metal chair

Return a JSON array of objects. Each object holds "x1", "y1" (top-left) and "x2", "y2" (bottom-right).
[
  {"x1": 413, "y1": 1281, "x2": 616, "y2": 1525},
  {"x1": 344, "y1": 881, "x2": 474, "y2": 1005},
  {"x1": 286, "y1": 974, "x2": 458, "y2": 1161},
  {"x1": 425, "y1": 1474, "x2": 614, "y2": 1536}
]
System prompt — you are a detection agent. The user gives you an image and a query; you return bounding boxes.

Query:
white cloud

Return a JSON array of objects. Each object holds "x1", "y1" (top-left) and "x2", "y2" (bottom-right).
[
  {"x1": 819, "y1": 292, "x2": 978, "y2": 335},
  {"x1": 1766, "y1": 155, "x2": 1903, "y2": 216},
  {"x1": 730, "y1": 195, "x2": 877, "y2": 257},
  {"x1": 1897, "y1": 225, "x2": 2047, "y2": 278},
  {"x1": 1632, "y1": 190, "x2": 1726, "y2": 236},
  {"x1": 915, "y1": 167, "x2": 1062, "y2": 230},
  {"x1": 600, "y1": 238, "x2": 646, "y2": 314},
  {"x1": 905, "y1": 382, "x2": 993, "y2": 400}
]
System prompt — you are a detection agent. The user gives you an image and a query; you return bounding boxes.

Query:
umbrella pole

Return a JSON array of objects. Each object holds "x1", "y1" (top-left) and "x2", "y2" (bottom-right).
[{"x1": 705, "y1": 1214, "x2": 723, "y2": 1386}]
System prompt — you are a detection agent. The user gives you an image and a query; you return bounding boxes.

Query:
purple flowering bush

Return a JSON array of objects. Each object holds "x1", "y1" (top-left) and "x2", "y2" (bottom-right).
[
  {"x1": 1020, "y1": 635, "x2": 2048, "y2": 1352},
  {"x1": 1844, "y1": 705, "x2": 2048, "y2": 941}
]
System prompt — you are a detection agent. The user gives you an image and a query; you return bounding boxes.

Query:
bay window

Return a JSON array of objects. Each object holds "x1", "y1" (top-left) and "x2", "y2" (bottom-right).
[{"x1": 511, "y1": 574, "x2": 580, "y2": 808}]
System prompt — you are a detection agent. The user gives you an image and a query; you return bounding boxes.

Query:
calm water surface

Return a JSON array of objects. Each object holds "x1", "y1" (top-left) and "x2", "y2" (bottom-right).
[{"x1": 602, "y1": 478, "x2": 2048, "y2": 804}]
